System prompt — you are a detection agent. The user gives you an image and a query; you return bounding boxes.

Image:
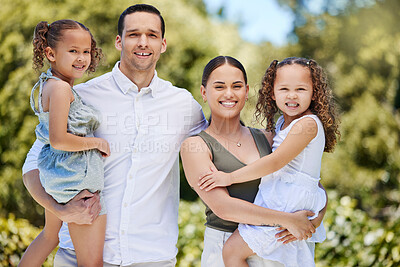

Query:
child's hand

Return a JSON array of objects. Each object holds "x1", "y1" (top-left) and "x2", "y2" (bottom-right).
[
  {"x1": 198, "y1": 170, "x2": 232, "y2": 191},
  {"x1": 97, "y1": 138, "x2": 110, "y2": 157},
  {"x1": 310, "y1": 212, "x2": 323, "y2": 229}
]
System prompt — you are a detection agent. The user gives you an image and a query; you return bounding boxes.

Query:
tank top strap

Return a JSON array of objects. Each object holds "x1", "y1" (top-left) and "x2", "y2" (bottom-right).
[
  {"x1": 196, "y1": 131, "x2": 223, "y2": 161},
  {"x1": 30, "y1": 69, "x2": 61, "y2": 115},
  {"x1": 70, "y1": 87, "x2": 80, "y2": 100},
  {"x1": 248, "y1": 128, "x2": 272, "y2": 157}
]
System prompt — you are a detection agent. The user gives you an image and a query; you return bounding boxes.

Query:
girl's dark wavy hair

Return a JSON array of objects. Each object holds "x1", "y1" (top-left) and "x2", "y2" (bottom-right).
[
  {"x1": 32, "y1": 20, "x2": 102, "y2": 73},
  {"x1": 255, "y1": 57, "x2": 340, "y2": 152}
]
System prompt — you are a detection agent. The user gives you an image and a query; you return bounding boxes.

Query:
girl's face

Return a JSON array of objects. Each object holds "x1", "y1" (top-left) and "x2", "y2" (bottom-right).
[
  {"x1": 46, "y1": 29, "x2": 92, "y2": 85},
  {"x1": 201, "y1": 64, "x2": 249, "y2": 121},
  {"x1": 273, "y1": 64, "x2": 313, "y2": 120}
]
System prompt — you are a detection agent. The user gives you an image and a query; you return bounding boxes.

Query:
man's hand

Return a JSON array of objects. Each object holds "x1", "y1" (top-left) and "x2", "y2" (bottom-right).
[{"x1": 55, "y1": 190, "x2": 101, "y2": 224}]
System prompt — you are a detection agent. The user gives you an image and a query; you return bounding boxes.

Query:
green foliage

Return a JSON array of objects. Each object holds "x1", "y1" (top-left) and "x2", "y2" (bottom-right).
[
  {"x1": 0, "y1": 214, "x2": 54, "y2": 267},
  {"x1": 316, "y1": 191, "x2": 400, "y2": 267},
  {"x1": 177, "y1": 200, "x2": 206, "y2": 267}
]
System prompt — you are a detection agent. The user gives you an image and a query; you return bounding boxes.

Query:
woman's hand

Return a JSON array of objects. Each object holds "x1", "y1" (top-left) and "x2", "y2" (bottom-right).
[
  {"x1": 275, "y1": 230, "x2": 297, "y2": 244},
  {"x1": 96, "y1": 138, "x2": 110, "y2": 157},
  {"x1": 280, "y1": 210, "x2": 316, "y2": 241},
  {"x1": 198, "y1": 170, "x2": 232, "y2": 191}
]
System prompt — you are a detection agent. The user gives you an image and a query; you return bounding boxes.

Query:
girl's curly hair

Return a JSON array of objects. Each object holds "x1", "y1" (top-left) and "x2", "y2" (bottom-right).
[
  {"x1": 255, "y1": 57, "x2": 340, "y2": 152},
  {"x1": 32, "y1": 20, "x2": 103, "y2": 73}
]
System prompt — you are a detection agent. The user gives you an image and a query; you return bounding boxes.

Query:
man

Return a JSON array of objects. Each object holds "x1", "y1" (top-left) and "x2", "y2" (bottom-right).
[{"x1": 22, "y1": 4, "x2": 207, "y2": 266}]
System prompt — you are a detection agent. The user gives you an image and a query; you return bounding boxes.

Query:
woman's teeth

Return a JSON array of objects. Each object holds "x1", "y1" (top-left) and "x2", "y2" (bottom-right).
[{"x1": 220, "y1": 101, "x2": 236, "y2": 107}]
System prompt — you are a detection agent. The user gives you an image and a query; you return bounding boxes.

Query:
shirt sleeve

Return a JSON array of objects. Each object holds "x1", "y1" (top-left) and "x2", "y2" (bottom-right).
[
  {"x1": 22, "y1": 139, "x2": 45, "y2": 175},
  {"x1": 187, "y1": 96, "x2": 208, "y2": 137}
]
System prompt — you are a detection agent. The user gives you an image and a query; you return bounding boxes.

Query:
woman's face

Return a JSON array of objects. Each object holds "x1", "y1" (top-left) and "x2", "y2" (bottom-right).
[{"x1": 201, "y1": 64, "x2": 249, "y2": 121}]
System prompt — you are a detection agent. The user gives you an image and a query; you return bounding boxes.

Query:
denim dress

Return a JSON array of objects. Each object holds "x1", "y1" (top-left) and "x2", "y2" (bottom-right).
[{"x1": 30, "y1": 69, "x2": 105, "y2": 214}]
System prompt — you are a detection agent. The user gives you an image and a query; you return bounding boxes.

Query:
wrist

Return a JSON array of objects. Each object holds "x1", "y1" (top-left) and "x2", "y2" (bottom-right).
[
  {"x1": 52, "y1": 202, "x2": 66, "y2": 219},
  {"x1": 228, "y1": 172, "x2": 234, "y2": 186},
  {"x1": 281, "y1": 212, "x2": 294, "y2": 229},
  {"x1": 87, "y1": 137, "x2": 100, "y2": 150}
]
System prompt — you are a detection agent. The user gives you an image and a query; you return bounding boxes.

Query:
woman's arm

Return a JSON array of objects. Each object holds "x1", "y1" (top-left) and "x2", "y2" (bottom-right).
[
  {"x1": 44, "y1": 80, "x2": 109, "y2": 156},
  {"x1": 181, "y1": 136, "x2": 316, "y2": 240},
  {"x1": 199, "y1": 117, "x2": 317, "y2": 190}
]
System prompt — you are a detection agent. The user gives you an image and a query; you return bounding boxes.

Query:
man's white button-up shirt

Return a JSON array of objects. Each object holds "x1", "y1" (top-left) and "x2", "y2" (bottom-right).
[{"x1": 25, "y1": 62, "x2": 207, "y2": 265}]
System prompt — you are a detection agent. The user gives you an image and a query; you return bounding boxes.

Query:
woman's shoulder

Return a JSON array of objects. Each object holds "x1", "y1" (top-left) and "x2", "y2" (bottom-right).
[
  {"x1": 181, "y1": 134, "x2": 209, "y2": 152},
  {"x1": 249, "y1": 127, "x2": 274, "y2": 146}
]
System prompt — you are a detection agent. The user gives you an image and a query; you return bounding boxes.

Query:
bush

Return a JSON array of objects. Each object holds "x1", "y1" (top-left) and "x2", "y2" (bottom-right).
[
  {"x1": 3, "y1": 195, "x2": 399, "y2": 267},
  {"x1": 0, "y1": 214, "x2": 54, "y2": 266},
  {"x1": 316, "y1": 191, "x2": 400, "y2": 267}
]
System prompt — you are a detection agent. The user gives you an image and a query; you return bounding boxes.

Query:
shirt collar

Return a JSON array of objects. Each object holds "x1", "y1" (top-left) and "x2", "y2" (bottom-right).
[{"x1": 112, "y1": 61, "x2": 159, "y2": 97}]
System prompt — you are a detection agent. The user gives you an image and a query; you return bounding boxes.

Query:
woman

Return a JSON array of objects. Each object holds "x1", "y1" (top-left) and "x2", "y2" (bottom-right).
[{"x1": 180, "y1": 56, "x2": 327, "y2": 266}]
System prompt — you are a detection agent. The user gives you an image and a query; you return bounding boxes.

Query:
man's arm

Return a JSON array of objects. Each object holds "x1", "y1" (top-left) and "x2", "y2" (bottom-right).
[
  {"x1": 187, "y1": 96, "x2": 208, "y2": 136},
  {"x1": 23, "y1": 170, "x2": 100, "y2": 224},
  {"x1": 22, "y1": 140, "x2": 101, "y2": 224}
]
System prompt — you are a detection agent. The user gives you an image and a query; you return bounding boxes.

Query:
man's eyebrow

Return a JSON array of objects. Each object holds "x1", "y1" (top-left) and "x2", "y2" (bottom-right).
[{"x1": 125, "y1": 28, "x2": 161, "y2": 34}]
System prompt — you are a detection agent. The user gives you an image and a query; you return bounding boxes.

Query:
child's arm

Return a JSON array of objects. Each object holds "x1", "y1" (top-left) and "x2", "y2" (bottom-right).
[
  {"x1": 310, "y1": 182, "x2": 328, "y2": 228},
  {"x1": 181, "y1": 136, "x2": 316, "y2": 241},
  {"x1": 45, "y1": 80, "x2": 110, "y2": 156},
  {"x1": 199, "y1": 117, "x2": 318, "y2": 191}
]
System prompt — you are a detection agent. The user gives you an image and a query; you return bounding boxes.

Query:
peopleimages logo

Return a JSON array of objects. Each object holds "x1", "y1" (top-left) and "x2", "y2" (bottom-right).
[{"x1": 97, "y1": 112, "x2": 195, "y2": 135}]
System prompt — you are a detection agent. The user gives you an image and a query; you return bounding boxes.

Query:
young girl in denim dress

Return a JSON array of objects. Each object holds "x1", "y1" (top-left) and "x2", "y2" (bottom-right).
[{"x1": 19, "y1": 20, "x2": 109, "y2": 267}]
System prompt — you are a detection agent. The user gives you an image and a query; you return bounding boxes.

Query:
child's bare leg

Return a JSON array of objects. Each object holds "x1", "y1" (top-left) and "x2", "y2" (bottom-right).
[
  {"x1": 223, "y1": 229, "x2": 255, "y2": 267},
  {"x1": 68, "y1": 214, "x2": 106, "y2": 267},
  {"x1": 18, "y1": 209, "x2": 62, "y2": 267}
]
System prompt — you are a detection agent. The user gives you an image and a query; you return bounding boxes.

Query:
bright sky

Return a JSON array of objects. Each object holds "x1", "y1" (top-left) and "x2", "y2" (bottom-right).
[{"x1": 203, "y1": 0, "x2": 321, "y2": 46}]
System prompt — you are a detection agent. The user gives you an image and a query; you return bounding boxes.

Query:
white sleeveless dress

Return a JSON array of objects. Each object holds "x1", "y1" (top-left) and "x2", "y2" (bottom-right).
[{"x1": 238, "y1": 114, "x2": 327, "y2": 267}]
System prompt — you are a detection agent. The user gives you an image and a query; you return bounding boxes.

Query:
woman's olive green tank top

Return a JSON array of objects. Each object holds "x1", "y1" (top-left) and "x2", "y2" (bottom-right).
[{"x1": 197, "y1": 128, "x2": 272, "y2": 232}]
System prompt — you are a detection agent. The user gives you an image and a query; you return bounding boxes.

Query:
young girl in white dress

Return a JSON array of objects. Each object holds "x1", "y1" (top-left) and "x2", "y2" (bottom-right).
[
  {"x1": 198, "y1": 57, "x2": 340, "y2": 267},
  {"x1": 19, "y1": 20, "x2": 109, "y2": 267}
]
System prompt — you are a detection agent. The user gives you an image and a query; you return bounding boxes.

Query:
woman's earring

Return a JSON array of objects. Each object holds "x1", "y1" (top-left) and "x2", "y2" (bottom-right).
[{"x1": 203, "y1": 98, "x2": 207, "y2": 103}]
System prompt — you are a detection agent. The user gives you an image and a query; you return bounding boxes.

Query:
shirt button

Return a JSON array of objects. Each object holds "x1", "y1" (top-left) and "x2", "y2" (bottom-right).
[
  {"x1": 121, "y1": 230, "x2": 125, "y2": 235},
  {"x1": 129, "y1": 175, "x2": 133, "y2": 179},
  {"x1": 124, "y1": 203, "x2": 128, "y2": 207}
]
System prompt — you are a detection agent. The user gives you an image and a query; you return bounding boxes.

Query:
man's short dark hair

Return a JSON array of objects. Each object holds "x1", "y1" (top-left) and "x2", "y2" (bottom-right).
[{"x1": 118, "y1": 4, "x2": 165, "y2": 38}]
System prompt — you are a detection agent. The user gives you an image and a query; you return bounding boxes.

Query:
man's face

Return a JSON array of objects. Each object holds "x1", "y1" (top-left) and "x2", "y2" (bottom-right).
[{"x1": 115, "y1": 12, "x2": 166, "y2": 73}]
